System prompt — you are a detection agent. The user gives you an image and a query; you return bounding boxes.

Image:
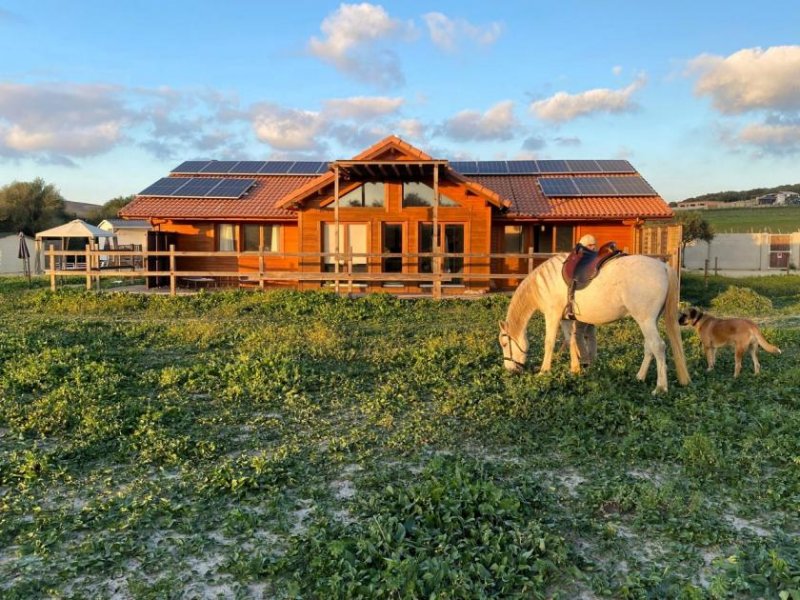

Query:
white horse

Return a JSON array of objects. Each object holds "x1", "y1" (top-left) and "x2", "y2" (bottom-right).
[{"x1": 499, "y1": 254, "x2": 690, "y2": 394}]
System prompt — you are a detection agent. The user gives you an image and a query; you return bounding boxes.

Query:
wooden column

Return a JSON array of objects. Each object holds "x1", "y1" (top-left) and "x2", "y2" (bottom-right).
[
  {"x1": 85, "y1": 243, "x2": 92, "y2": 290},
  {"x1": 334, "y1": 164, "x2": 340, "y2": 294},
  {"x1": 432, "y1": 164, "x2": 441, "y2": 299},
  {"x1": 49, "y1": 244, "x2": 56, "y2": 291},
  {"x1": 169, "y1": 244, "x2": 176, "y2": 296},
  {"x1": 259, "y1": 225, "x2": 265, "y2": 289}
]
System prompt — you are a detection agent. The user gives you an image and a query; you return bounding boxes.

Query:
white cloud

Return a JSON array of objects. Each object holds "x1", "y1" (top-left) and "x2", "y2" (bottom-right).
[
  {"x1": 440, "y1": 101, "x2": 518, "y2": 141},
  {"x1": 688, "y1": 46, "x2": 800, "y2": 114},
  {"x1": 612, "y1": 65, "x2": 623, "y2": 76},
  {"x1": 398, "y1": 118, "x2": 425, "y2": 139},
  {"x1": 322, "y1": 96, "x2": 404, "y2": 119},
  {"x1": 530, "y1": 75, "x2": 646, "y2": 123},
  {"x1": 251, "y1": 103, "x2": 324, "y2": 151},
  {"x1": 308, "y1": 3, "x2": 414, "y2": 87},
  {"x1": 737, "y1": 122, "x2": 800, "y2": 154},
  {"x1": 423, "y1": 12, "x2": 502, "y2": 53}
]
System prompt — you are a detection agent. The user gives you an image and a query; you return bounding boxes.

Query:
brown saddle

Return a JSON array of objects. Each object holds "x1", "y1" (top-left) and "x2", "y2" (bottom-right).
[{"x1": 562, "y1": 241, "x2": 626, "y2": 319}]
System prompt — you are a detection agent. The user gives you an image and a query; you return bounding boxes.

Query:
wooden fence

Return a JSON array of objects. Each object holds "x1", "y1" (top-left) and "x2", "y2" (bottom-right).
[{"x1": 44, "y1": 244, "x2": 677, "y2": 298}]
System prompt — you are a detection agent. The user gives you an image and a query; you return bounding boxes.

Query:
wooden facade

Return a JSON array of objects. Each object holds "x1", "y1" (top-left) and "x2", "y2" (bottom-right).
[{"x1": 121, "y1": 135, "x2": 677, "y2": 293}]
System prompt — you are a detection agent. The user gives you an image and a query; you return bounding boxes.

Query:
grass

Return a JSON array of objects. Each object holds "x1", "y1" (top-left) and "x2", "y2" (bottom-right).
[
  {"x1": 692, "y1": 206, "x2": 800, "y2": 233},
  {"x1": 0, "y1": 276, "x2": 798, "y2": 598}
]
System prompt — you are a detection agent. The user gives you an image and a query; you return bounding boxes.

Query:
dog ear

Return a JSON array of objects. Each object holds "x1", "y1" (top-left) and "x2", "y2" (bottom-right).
[{"x1": 499, "y1": 320, "x2": 508, "y2": 333}]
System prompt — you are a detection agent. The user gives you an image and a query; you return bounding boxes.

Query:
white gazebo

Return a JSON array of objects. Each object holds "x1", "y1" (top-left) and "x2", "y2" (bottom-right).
[{"x1": 35, "y1": 219, "x2": 116, "y2": 272}]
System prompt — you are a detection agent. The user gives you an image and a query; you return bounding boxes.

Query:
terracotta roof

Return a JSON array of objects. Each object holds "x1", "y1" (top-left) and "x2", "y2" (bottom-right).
[
  {"x1": 469, "y1": 175, "x2": 673, "y2": 220},
  {"x1": 120, "y1": 175, "x2": 311, "y2": 220}
]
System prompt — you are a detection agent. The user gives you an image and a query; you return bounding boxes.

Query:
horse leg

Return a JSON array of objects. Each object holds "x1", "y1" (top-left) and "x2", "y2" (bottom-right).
[
  {"x1": 540, "y1": 312, "x2": 561, "y2": 372},
  {"x1": 569, "y1": 321, "x2": 581, "y2": 373},
  {"x1": 636, "y1": 344, "x2": 653, "y2": 382},
  {"x1": 638, "y1": 319, "x2": 667, "y2": 394}
]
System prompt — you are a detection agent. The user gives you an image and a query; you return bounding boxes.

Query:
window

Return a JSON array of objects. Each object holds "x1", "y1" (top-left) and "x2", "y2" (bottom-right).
[
  {"x1": 534, "y1": 225, "x2": 574, "y2": 252},
  {"x1": 336, "y1": 182, "x2": 385, "y2": 207},
  {"x1": 402, "y1": 182, "x2": 459, "y2": 207},
  {"x1": 504, "y1": 225, "x2": 524, "y2": 254},
  {"x1": 242, "y1": 224, "x2": 280, "y2": 252},
  {"x1": 322, "y1": 223, "x2": 368, "y2": 273},
  {"x1": 382, "y1": 224, "x2": 403, "y2": 272},
  {"x1": 217, "y1": 224, "x2": 236, "y2": 251},
  {"x1": 418, "y1": 223, "x2": 464, "y2": 283}
]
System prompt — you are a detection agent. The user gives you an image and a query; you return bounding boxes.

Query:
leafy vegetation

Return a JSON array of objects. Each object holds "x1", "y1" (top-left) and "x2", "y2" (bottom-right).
[
  {"x1": 680, "y1": 183, "x2": 800, "y2": 206},
  {"x1": 0, "y1": 277, "x2": 798, "y2": 598},
  {"x1": 0, "y1": 178, "x2": 68, "y2": 235}
]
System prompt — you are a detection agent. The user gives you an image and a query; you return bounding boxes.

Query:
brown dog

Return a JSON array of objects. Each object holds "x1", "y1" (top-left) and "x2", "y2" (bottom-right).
[{"x1": 678, "y1": 307, "x2": 781, "y2": 377}]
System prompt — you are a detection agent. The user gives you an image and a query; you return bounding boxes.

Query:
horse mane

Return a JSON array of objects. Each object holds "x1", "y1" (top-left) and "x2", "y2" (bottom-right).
[{"x1": 505, "y1": 254, "x2": 565, "y2": 333}]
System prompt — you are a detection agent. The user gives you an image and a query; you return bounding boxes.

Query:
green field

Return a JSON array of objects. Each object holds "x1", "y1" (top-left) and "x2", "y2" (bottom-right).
[
  {"x1": 1, "y1": 276, "x2": 798, "y2": 598},
  {"x1": 687, "y1": 206, "x2": 800, "y2": 233}
]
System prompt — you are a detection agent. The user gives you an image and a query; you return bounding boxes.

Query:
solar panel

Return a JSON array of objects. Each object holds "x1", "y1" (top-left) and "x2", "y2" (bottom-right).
[
  {"x1": 567, "y1": 160, "x2": 602, "y2": 173},
  {"x1": 139, "y1": 177, "x2": 191, "y2": 196},
  {"x1": 449, "y1": 161, "x2": 478, "y2": 174},
  {"x1": 315, "y1": 162, "x2": 330, "y2": 174},
  {"x1": 539, "y1": 178, "x2": 580, "y2": 196},
  {"x1": 171, "y1": 161, "x2": 211, "y2": 174},
  {"x1": 200, "y1": 161, "x2": 239, "y2": 174},
  {"x1": 507, "y1": 160, "x2": 539, "y2": 174},
  {"x1": 609, "y1": 176, "x2": 657, "y2": 195},
  {"x1": 229, "y1": 161, "x2": 267, "y2": 174},
  {"x1": 289, "y1": 161, "x2": 326, "y2": 174},
  {"x1": 205, "y1": 178, "x2": 256, "y2": 198},
  {"x1": 597, "y1": 160, "x2": 636, "y2": 173},
  {"x1": 175, "y1": 178, "x2": 224, "y2": 197},
  {"x1": 259, "y1": 161, "x2": 294, "y2": 174},
  {"x1": 536, "y1": 160, "x2": 570, "y2": 173},
  {"x1": 573, "y1": 177, "x2": 617, "y2": 195},
  {"x1": 477, "y1": 161, "x2": 509, "y2": 174}
]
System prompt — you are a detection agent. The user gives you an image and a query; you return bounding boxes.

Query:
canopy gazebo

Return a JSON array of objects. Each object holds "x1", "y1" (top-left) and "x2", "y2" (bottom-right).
[{"x1": 35, "y1": 219, "x2": 116, "y2": 272}]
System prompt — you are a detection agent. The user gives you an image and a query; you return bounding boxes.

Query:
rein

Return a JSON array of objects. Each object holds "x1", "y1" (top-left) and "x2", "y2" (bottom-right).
[{"x1": 501, "y1": 331, "x2": 528, "y2": 370}]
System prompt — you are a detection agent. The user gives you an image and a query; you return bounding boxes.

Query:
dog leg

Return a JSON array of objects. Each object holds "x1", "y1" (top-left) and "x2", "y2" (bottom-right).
[
  {"x1": 734, "y1": 344, "x2": 744, "y2": 378},
  {"x1": 705, "y1": 346, "x2": 715, "y2": 371},
  {"x1": 750, "y1": 340, "x2": 761, "y2": 374}
]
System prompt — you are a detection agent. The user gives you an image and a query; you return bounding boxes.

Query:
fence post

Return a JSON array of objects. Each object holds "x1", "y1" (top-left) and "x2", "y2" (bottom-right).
[
  {"x1": 259, "y1": 245, "x2": 265, "y2": 290},
  {"x1": 49, "y1": 244, "x2": 56, "y2": 291},
  {"x1": 527, "y1": 245, "x2": 534, "y2": 273},
  {"x1": 169, "y1": 244, "x2": 176, "y2": 296},
  {"x1": 347, "y1": 245, "x2": 353, "y2": 295},
  {"x1": 85, "y1": 243, "x2": 92, "y2": 290},
  {"x1": 714, "y1": 256, "x2": 718, "y2": 276},
  {"x1": 704, "y1": 258, "x2": 709, "y2": 288}
]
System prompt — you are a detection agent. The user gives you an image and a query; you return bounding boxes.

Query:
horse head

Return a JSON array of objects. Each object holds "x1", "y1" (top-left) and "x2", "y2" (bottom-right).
[{"x1": 499, "y1": 320, "x2": 528, "y2": 373}]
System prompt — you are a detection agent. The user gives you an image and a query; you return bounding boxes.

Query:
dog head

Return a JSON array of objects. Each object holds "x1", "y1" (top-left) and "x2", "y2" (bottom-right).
[{"x1": 678, "y1": 307, "x2": 704, "y2": 327}]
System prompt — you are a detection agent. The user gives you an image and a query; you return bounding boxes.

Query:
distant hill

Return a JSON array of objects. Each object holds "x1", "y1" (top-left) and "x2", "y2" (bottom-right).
[
  {"x1": 681, "y1": 183, "x2": 800, "y2": 204},
  {"x1": 64, "y1": 200, "x2": 101, "y2": 220}
]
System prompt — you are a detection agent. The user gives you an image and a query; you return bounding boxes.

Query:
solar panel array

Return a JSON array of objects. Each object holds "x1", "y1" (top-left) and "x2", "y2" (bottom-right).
[
  {"x1": 539, "y1": 176, "x2": 657, "y2": 197},
  {"x1": 172, "y1": 160, "x2": 329, "y2": 175},
  {"x1": 449, "y1": 159, "x2": 636, "y2": 175},
  {"x1": 139, "y1": 177, "x2": 256, "y2": 198}
]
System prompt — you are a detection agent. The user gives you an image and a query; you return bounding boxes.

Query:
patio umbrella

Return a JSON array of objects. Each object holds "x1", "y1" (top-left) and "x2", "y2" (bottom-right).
[{"x1": 18, "y1": 232, "x2": 31, "y2": 282}]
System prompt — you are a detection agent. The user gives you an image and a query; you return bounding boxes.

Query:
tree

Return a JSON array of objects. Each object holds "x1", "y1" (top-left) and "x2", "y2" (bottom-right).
[
  {"x1": 0, "y1": 178, "x2": 68, "y2": 235},
  {"x1": 88, "y1": 195, "x2": 135, "y2": 222},
  {"x1": 675, "y1": 211, "x2": 714, "y2": 266}
]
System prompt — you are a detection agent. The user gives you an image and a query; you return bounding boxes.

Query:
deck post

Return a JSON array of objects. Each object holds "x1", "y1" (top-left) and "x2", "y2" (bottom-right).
[
  {"x1": 528, "y1": 245, "x2": 534, "y2": 273},
  {"x1": 334, "y1": 163, "x2": 340, "y2": 295},
  {"x1": 169, "y1": 244, "x2": 176, "y2": 296},
  {"x1": 85, "y1": 243, "x2": 92, "y2": 290},
  {"x1": 433, "y1": 164, "x2": 441, "y2": 299},
  {"x1": 49, "y1": 244, "x2": 56, "y2": 291}
]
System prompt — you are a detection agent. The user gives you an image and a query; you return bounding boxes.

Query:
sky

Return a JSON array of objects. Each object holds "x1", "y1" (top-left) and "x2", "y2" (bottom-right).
[{"x1": 1, "y1": 1, "x2": 799, "y2": 206}]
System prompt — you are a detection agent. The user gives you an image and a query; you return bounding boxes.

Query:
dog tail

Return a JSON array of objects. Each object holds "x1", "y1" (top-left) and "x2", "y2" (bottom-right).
[
  {"x1": 664, "y1": 264, "x2": 691, "y2": 386},
  {"x1": 754, "y1": 329, "x2": 781, "y2": 355}
]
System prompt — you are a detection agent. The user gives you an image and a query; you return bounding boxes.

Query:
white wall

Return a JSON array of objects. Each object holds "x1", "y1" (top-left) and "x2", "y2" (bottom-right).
[
  {"x1": 684, "y1": 232, "x2": 800, "y2": 272},
  {"x1": 0, "y1": 234, "x2": 34, "y2": 274}
]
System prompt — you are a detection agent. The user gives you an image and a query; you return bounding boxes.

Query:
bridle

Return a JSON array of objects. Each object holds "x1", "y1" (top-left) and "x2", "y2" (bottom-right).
[{"x1": 500, "y1": 331, "x2": 528, "y2": 370}]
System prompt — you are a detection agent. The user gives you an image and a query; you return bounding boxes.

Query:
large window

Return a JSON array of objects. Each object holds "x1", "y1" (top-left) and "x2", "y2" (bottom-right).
[
  {"x1": 534, "y1": 225, "x2": 574, "y2": 252},
  {"x1": 419, "y1": 223, "x2": 464, "y2": 282},
  {"x1": 322, "y1": 223, "x2": 368, "y2": 273},
  {"x1": 336, "y1": 182, "x2": 385, "y2": 207},
  {"x1": 217, "y1": 223, "x2": 236, "y2": 251},
  {"x1": 504, "y1": 225, "x2": 524, "y2": 254},
  {"x1": 402, "y1": 182, "x2": 459, "y2": 208},
  {"x1": 242, "y1": 224, "x2": 280, "y2": 252},
  {"x1": 382, "y1": 224, "x2": 403, "y2": 272}
]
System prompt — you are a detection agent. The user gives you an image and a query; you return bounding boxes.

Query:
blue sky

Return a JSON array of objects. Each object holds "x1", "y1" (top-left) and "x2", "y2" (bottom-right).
[{"x1": 1, "y1": 1, "x2": 799, "y2": 205}]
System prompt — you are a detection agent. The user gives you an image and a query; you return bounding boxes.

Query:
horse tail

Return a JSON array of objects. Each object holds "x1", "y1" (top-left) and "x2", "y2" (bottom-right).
[{"x1": 664, "y1": 264, "x2": 691, "y2": 386}]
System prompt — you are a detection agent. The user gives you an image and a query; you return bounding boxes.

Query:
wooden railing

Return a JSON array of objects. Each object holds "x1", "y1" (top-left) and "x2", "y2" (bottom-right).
[{"x1": 44, "y1": 244, "x2": 676, "y2": 298}]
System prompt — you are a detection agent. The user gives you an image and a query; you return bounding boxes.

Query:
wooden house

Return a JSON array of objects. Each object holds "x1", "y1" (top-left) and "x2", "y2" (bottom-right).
[{"x1": 120, "y1": 135, "x2": 674, "y2": 293}]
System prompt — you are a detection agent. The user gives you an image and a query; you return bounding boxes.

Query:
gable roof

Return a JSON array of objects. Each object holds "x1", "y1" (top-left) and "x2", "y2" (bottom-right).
[{"x1": 121, "y1": 135, "x2": 672, "y2": 222}]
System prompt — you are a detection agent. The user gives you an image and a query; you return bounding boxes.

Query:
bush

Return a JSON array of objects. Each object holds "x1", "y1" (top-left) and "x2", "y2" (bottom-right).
[{"x1": 710, "y1": 286, "x2": 773, "y2": 316}]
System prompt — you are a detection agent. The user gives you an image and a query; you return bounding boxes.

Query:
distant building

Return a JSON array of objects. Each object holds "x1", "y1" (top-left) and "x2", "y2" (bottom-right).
[
  {"x1": 757, "y1": 191, "x2": 800, "y2": 206},
  {"x1": 674, "y1": 199, "x2": 722, "y2": 210}
]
